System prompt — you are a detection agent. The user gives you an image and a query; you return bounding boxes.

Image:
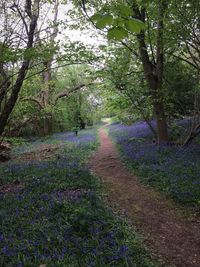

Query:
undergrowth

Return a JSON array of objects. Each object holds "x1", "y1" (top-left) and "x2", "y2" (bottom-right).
[
  {"x1": 0, "y1": 128, "x2": 155, "y2": 267},
  {"x1": 108, "y1": 121, "x2": 200, "y2": 209}
]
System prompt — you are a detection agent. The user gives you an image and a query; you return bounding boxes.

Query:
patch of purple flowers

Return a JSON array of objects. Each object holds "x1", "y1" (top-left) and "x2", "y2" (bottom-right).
[
  {"x1": 1, "y1": 130, "x2": 150, "y2": 267},
  {"x1": 109, "y1": 120, "x2": 156, "y2": 141},
  {"x1": 53, "y1": 132, "x2": 96, "y2": 143},
  {"x1": 108, "y1": 121, "x2": 200, "y2": 206}
]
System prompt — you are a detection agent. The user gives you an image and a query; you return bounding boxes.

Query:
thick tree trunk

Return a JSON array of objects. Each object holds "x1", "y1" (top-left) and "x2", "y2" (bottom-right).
[
  {"x1": 136, "y1": 1, "x2": 168, "y2": 143},
  {"x1": 0, "y1": 6, "x2": 39, "y2": 136},
  {"x1": 0, "y1": 62, "x2": 30, "y2": 136},
  {"x1": 137, "y1": 34, "x2": 168, "y2": 143},
  {"x1": 155, "y1": 0, "x2": 168, "y2": 143}
]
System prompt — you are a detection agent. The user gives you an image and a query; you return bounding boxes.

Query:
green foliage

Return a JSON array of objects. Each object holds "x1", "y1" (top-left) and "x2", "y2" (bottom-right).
[
  {"x1": 92, "y1": 14, "x2": 113, "y2": 29},
  {"x1": 2, "y1": 0, "x2": 199, "y2": 145},
  {"x1": 164, "y1": 61, "x2": 197, "y2": 118},
  {"x1": 0, "y1": 44, "x2": 20, "y2": 63},
  {"x1": 125, "y1": 19, "x2": 145, "y2": 34},
  {"x1": 107, "y1": 27, "x2": 128, "y2": 40},
  {"x1": 98, "y1": 47, "x2": 152, "y2": 123},
  {"x1": 115, "y1": 4, "x2": 133, "y2": 17},
  {"x1": 2, "y1": 137, "x2": 27, "y2": 147},
  {"x1": 52, "y1": 65, "x2": 102, "y2": 131},
  {"x1": 6, "y1": 63, "x2": 102, "y2": 136},
  {"x1": 90, "y1": 3, "x2": 145, "y2": 41}
]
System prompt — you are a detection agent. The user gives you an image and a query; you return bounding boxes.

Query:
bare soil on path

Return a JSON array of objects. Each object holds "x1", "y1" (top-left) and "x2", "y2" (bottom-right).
[{"x1": 89, "y1": 127, "x2": 200, "y2": 267}]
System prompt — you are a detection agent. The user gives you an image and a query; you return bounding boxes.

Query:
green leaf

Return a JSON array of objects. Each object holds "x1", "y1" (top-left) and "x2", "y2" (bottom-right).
[
  {"x1": 96, "y1": 14, "x2": 113, "y2": 29},
  {"x1": 107, "y1": 27, "x2": 128, "y2": 41},
  {"x1": 133, "y1": 18, "x2": 146, "y2": 28},
  {"x1": 113, "y1": 18, "x2": 125, "y2": 27},
  {"x1": 90, "y1": 13, "x2": 102, "y2": 22},
  {"x1": 125, "y1": 18, "x2": 145, "y2": 34},
  {"x1": 117, "y1": 4, "x2": 134, "y2": 17}
]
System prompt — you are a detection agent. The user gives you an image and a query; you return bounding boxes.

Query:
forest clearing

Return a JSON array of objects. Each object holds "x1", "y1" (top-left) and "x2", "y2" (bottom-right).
[{"x1": 0, "y1": 0, "x2": 200, "y2": 266}]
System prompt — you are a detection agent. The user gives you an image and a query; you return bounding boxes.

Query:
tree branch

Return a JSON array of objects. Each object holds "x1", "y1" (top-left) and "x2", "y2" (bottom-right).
[
  {"x1": 21, "y1": 97, "x2": 43, "y2": 109},
  {"x1": 166, "y1": 52, "x2": 198, "y2": 70},
  {"x1": 121, "y1": 41, "x2": 139, "y2": 57},
  {"x1": 10, "y1": 3, "x2": 29, "y2": 35},
  {"x1": 54, "y1": 82, "x2": 93, "y2": 104}
]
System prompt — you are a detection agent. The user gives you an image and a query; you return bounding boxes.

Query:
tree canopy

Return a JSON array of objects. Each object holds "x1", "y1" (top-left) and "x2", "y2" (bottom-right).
[{"x1": 0, "y1": 0, "x2": 199, "y2": 144}]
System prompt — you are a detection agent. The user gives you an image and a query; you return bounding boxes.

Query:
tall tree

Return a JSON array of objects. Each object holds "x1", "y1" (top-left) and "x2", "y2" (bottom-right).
[
  {"x1": 133, "y1": 0, "x2": 168, "y2": 143},
  {"x1": 0, "y1": 0, "x2": 40, "y2": 136},
  {"x1": 40, "y1": 0, "x2": 59, "y2": 135},
  {"x1": 76, "y1": 0, "x2": 169, "y2": 142}
]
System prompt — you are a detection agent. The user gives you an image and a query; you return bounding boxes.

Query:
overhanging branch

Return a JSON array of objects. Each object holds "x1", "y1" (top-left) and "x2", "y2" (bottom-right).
[
  {"x1": 54, "y1": 82, "x2": 93, "y2": 104},
  {"x1": 21, "y1": 97, "x2": 43, "y2": 109}
]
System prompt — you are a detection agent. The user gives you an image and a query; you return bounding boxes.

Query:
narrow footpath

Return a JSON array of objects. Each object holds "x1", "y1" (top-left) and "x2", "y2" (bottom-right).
[{"x1": 89, "y1": 127, "x2": 200, "y2": 267}]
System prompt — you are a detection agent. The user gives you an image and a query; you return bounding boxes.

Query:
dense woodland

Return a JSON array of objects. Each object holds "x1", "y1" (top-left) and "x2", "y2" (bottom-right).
[
  {"x1": 0, "y1": 1, "x2": 200, "y2": 267},
  {"x1": 0, "y1": 0, "x2": 199, "y2": 143}
]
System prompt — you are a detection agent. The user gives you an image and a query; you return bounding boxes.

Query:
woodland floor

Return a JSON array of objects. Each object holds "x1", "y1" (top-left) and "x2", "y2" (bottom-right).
[{"x1": 89, "y1": 127, "x2": 200, "y2": 267}]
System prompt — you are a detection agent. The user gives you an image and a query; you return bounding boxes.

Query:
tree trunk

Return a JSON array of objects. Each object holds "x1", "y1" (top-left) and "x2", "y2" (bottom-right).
[
  {"x1": 0, "y1": 5, "x2": 39, "y2": 136},
  {"x1": 43, "y1": 114, "x2": 53, "y2": 136},
  {"x1": 0, "y1": 62, "x2": 30, "y2": 136},
  {"x1": 137, "y1": 34, "x2": 168, "y2": 143},
  {"x1": 136, "y1": 2, "x2": 168, "y2": 143},
  {"x1": 42, "y1": 62, "x2": 53, "y2": 136},
  {"x1": 41, "y1": 0, "x2": 59, "y2": 136},
  {"x1": 154, "y1": 100, "x2": 168, "y2": 143}
]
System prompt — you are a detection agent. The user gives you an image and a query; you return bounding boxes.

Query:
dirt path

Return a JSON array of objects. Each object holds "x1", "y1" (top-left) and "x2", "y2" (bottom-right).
[{"x1": 89, "y1": 127, "x2": 200, "y2": 267}]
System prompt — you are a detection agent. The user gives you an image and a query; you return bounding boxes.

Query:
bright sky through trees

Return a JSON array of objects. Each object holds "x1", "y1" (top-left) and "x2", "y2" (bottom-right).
[{"x1": 55, "y1": 3, "x2": 105, "y2": 45}]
